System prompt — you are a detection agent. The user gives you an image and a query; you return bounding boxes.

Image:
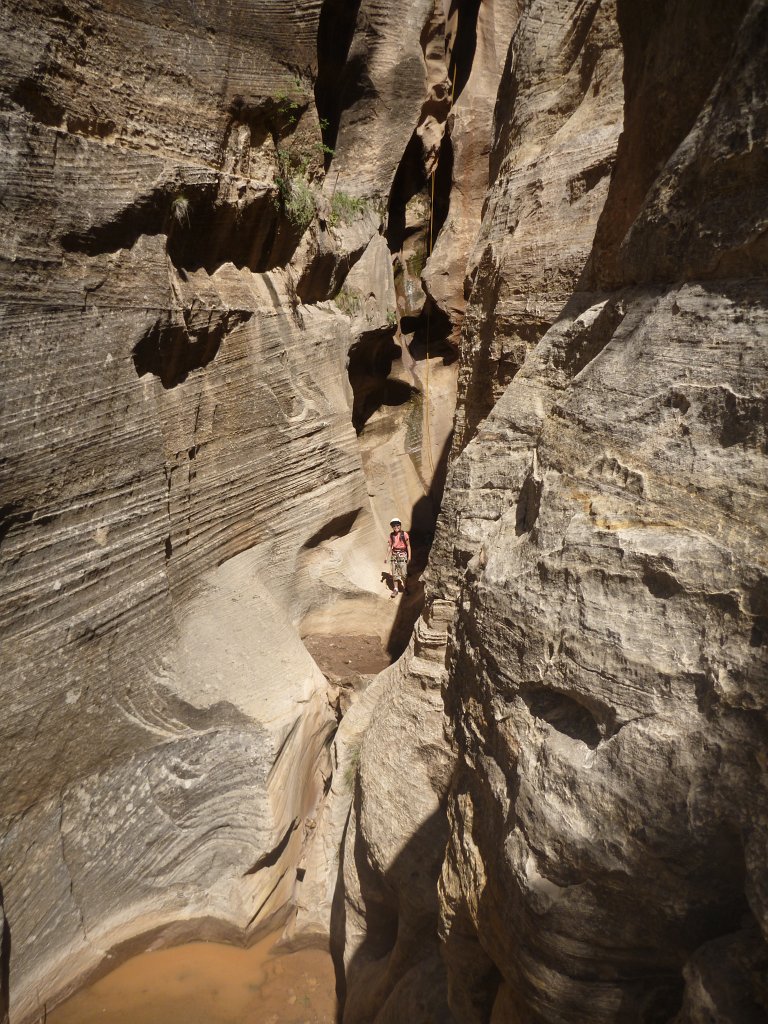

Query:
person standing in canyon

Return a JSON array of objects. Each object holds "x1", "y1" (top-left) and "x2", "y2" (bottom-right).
[{"x1": 385, "y1": 517, "x2": 411, "y2": 597}]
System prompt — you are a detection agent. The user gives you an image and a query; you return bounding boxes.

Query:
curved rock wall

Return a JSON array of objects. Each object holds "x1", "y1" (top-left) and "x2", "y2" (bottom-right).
[
  {"x1": 0, "y1": 0, "x2": 459, "y2": 1020},
  {"x1": 2, "y1": 0, "x2": 766, "y2": 1022},
  {"x1": 0, "y1": 3, "x2": 336, "y2": 1015}
]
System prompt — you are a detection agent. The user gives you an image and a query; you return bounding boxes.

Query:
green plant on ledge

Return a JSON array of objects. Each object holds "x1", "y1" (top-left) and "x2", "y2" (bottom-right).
[
  {"x1": 274, "y1": 147, "x2": 317, "y2": 231},
  {"x1": 406, "y1": 248, "x2": 427, "y2": 278},
  {"x1": 335, "y1": 285, "x2": 362, "y2": 317},
  {"x1": 271, "y1": 77, "x2": 308, "y2": 134},
  {"x1": 275, "y1": 174, "x2": 316, "y2": 231},
  {"x1": 329, "y1": 190, "x2": 367, "y2": 227},
  {"x1": 386, "y1": 309, "x2": 398, "y2": 328},
  {"x1": 274, "y1": 92, "x2": 300, "y2": 129}
]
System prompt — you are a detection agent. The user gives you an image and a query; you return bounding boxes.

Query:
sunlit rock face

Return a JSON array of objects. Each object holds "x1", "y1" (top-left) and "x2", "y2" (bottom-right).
[
  {"x1": 0, "y1": 0, "x2": 455, "y2": 1020},
  {"x1": 0, "y1": 3, "x2": 340, "y2": 1019},
  {"x1": 423, "y1": 0, "x2": 521, "y2": 346},
  {"x1": 452, "y1": 0, "x2": 624, "y2": 453}
]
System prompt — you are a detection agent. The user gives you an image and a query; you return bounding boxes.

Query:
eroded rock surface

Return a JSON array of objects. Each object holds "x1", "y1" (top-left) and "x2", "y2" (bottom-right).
[
  {"x1": 442, "y1": 3, "x2": 768, "y2": 1023},
  {"x1": 423, "y1": 0, "x2": 522, "y2": 345},
  {"x1": 453, "y1": 0, "x2": 624, "y2": 451},
  {"x1": 0, "y1": 0, "x2": 456, "y2": 1020},
  {"x1": 2, "y1": 0, "x2": 767, "y2": 1022},
  {"x1": 339, "y1": 0, "x2": 768, "y2": 1022}
]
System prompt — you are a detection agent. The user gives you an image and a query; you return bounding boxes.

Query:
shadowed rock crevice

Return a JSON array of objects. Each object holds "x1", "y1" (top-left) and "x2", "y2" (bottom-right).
[
  {"x1": 297, "y1": 239, "x2": 371, "y2": 304},
  {"x1": 429, "y1": 125, "x2": 454, "y2": 245},
  {"x1": 303, "y1": 509, "x2": 364, "y2": 550},
  {"x1": 447, "y1": 0, "x2": 482, "y2": 103},
  {"x1": 386, "y1": 0, "x2": 484, "y2": 271},
  {"x1": 551, "y1": 297, "x2": 627, "y2": 378},
  {"x1": 440, "y1": 893, "x2": 502, "y2": 1023},
  {"x1": 0, "y1": 505, "x2": 34, "y2": 548},
  {"x1": 674, "y1": 916, "x2": 768, "y2": 1024},
  {"x1": 384, "y1": 0, "x2": 482, "y2": 259},
  {"x1": 336, "y1": 793, "x2": 453, "y2": 1024},
  {"x1": 0, "y1": 885, "x2": 8, "y2": 1024},
  {"x1": 404, "y1": 300, "x2": 456, "y2": 363},
  {"x1": 641, "y1": 565, "x2": 684, "y2": 600},
  {"x1": 519, "y1": 685, "x2": 603, "y2": 748},
  {"x1": 12, "y1": 75, "x2": 117, "y2": 138},
  {"x1": 458, "y1": 312, "x2": 539, "y2": 449},
  {"x1": 590, "y1": 0, "x2": 754, "y2": 288},
  {"x1": 567, "y1": 154, "x2": 615, "y2": 204},
  {"x1": 165, "y1": 190, "x2": 296, "y2": 275},
  {"x1": 347, "y1": 330, "x2": 412, "y2": 434},
  {"x1": 515, "y1": 459, "x2": 542, "y2": 535},
  {"x1": 132, "y1": 308, "x2": 253, "y2": 389},
  {"x1": 59, "y1": 89, "x2": 323, "y2": 273},
  {"x1": 11, "y1": 76, "x2": 69, "y2": 129},
  {"x1": 61, "y1": 183, "x2": 305, "y2": 274},
  {"x1": 315, "y1": 0, "x2": 365, "y2": 158},
  {"x1": 385, "y1": 133, "x2": 430, "y2": 258},
  {"x1": 245, "y1": 819, "x2": 298, "y2": 875},
  {"x1": 60, "y1": 187, "x2": 176, "y2": 256}
]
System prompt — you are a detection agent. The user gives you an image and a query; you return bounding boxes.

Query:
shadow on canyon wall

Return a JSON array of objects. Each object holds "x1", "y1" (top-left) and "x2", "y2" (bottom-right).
[
  {"x1": 330, "y1": 797, "x2": 451, "y2": 1024},
  {"x1": 315, "y1": 0, "x2": 364, "y2": 159},
  {"x1": 1, "y1": 884, "x2": 9, "y2": 1024}
]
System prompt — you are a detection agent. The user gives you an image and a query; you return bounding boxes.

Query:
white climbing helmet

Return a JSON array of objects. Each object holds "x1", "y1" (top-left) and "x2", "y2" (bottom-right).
[{"x1": 390, "y1": 517, "x2": 401, "y2": 526}]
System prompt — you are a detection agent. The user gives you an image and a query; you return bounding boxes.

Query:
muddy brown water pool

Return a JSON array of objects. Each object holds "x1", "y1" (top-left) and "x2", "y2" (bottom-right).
[{"x1": 47, "y1": 932, "x2": 337, "y2": 1024}]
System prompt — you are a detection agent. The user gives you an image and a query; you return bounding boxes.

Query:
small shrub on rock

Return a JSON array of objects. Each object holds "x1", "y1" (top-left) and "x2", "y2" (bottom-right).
[
  {"x1": 170, "y1": 193, "x2": 190, "y2": 227},
  {"x1": 276, "y1": 175, "x2": 316, "y2": 232},
  {"x1": 329, "y1": 191, "x2": 367, "y2": 227},
  {"x1": 335, "y1": 286, "x2": 363, "y2": 317}
]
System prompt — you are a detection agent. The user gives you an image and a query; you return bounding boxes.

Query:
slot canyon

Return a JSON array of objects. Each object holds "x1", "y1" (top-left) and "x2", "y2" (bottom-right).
[{"x1": 0, "y1": 0, "x2": 766, "y2": 1021}]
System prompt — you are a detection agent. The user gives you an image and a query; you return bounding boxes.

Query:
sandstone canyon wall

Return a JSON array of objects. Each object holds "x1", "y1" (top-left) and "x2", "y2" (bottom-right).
[
  {"x1": 0, "y1": 0, "x2": 462, "y2": 1019},
  {"x1": 336, "y1": 0, "x2": 768, "y2": 1022},
  {"x1": 0, "y1": 0, "x2": 766, "y2": 1023}
]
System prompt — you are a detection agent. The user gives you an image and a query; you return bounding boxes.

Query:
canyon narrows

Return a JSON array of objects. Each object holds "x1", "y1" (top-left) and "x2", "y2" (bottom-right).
[{"x1": 1, "y1": 2, "x2": 766, "y2": 1024}]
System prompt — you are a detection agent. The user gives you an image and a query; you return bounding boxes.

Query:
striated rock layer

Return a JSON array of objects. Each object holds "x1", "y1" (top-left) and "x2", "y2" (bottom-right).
[
  {"x1": 0, "y1": 0, "x2": 338, "y2": 1012},
  {"x1": 454, "y1": 0, "x2": 624, "y2": 451},
  {"x1": 2, "y1": 0, "x2": 766, "y2": 1022},
  {"x1": 0, "y1": 0, "x2": 460, "y2": 1020},
  {"x1": 339, "y1": 0, "x2": 768, "y2": 1022}
]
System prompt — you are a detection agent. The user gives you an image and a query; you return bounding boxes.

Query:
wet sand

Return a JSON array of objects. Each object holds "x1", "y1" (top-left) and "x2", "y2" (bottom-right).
[
  {"x1": 47, "y1": 932, "x2": 337, "y2": 1024},
  {"x1": 302, "y1": 633, "x2": 391, "y2": 679}
]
